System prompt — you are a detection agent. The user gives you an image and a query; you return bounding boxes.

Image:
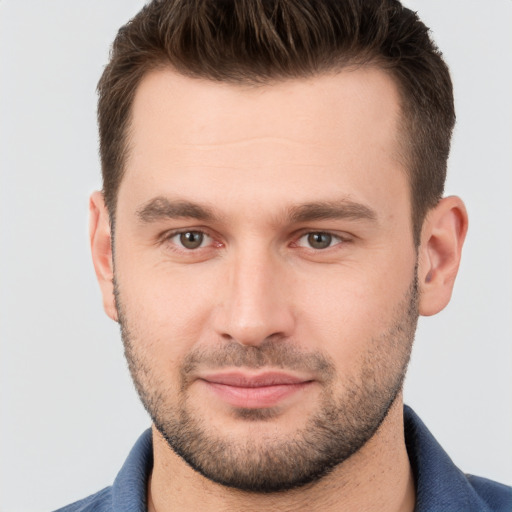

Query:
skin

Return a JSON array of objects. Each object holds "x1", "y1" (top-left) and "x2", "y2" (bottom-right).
[{"x1": 90, "y1": 67, "x2": 468, "y2": 511}]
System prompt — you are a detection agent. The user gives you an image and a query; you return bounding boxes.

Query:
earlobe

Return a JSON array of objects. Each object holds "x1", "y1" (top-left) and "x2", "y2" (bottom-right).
[
  {"x1": 418, "y1": 196, "x2": 468, "y2": 316},
  {"x1": 89, "y1": 191, "x2": 118, "y2": 322}
]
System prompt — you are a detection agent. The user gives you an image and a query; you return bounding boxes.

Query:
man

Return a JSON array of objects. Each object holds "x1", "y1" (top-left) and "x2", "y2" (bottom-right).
[{"x1": 55, "y1": 0, "x2": 511, "y2": 511}]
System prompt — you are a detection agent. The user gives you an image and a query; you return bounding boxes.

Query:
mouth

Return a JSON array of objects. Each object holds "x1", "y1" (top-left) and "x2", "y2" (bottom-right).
[{"x1": 198, "y1": 371, "x2": 315, "y2": 409}]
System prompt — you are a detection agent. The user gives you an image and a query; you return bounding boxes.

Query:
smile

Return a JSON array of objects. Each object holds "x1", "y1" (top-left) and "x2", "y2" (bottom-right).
[{"x1": 198, "y1": 371, "x2": 314, "y2": 409}]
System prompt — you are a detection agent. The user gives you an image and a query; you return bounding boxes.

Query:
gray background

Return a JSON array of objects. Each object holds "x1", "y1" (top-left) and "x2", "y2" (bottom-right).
[{"x1": 1, "y1": 1, "x2": 511, "y2": 511}]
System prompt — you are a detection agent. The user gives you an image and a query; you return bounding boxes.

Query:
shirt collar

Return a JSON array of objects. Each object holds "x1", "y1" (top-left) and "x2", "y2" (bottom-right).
[
  {"x1": 404, "y1": 405, "x2": 492, "y2": 511},
  {"x1": 112, "y1": 427, "x2": 152, "y2": 512}
]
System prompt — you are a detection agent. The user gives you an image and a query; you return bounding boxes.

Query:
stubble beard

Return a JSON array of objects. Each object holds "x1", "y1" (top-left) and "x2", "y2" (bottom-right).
[{"x1": 115, "y1": 277, "x2": 418, "y2": 493}]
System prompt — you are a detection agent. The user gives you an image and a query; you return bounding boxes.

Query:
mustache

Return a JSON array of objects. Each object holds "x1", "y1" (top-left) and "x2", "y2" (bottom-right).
[{"x1": 181, "y1": 338, "x2": 335, "y2": 379}]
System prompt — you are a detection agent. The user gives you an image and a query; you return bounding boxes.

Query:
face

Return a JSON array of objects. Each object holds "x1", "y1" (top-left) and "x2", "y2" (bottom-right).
[{"x1": 111, "y1": 68, "x2": 419, "y2": 491}]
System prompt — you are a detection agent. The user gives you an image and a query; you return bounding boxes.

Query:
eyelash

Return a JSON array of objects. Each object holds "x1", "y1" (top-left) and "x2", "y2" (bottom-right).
[
  {"x1": 161, "y1": 229, "x2": 350, "y2": 253},
  {"x1": 293, "y1": 231, "x2": 346, "y2": 250},
  {"x1": 163, "y1": 230, "x2": 219, "y2": 251}
]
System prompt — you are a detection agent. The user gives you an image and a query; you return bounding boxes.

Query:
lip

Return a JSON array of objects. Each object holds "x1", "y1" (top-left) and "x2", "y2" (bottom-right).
[{"x1": 199, "y1": 371, "x2": 314, "y2": 409}]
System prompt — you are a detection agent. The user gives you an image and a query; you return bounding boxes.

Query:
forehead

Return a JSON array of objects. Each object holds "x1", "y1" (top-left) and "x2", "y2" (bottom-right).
[
  {"x1": 119, "y1": 67, "x2": 408, "y2": 222},
  {"x1": 127, "y1": 66, "x2": 402, "y2": 148}
]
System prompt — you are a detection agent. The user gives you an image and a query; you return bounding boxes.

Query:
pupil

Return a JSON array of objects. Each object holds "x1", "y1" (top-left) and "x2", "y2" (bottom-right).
[
  {"x1": 180, "y1": 232, "x2": 203, "y2": 249},
  {"x1": 308, "y1": 232, "x2": 332, "y2": 249}
]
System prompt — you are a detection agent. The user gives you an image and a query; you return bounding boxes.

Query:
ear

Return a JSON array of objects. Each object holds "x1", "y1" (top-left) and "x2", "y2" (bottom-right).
[
  {"x1": 89, "y1": 191, "x2": 118, "y2": 322},
  {"x1": 418, "y1": 196, "x2": 468, "y2": 316}
]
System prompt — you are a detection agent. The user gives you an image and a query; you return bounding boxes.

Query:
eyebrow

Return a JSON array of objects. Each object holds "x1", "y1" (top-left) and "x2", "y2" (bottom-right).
[
  {"x1": 136, "y1": 196, "x2": 377, "y2": 225},
  {"x1": 287, "y1": 200, "x2": 377, "y2": 224},
  {"x1": 136, "y1": 197, "x2": 216, "y2": 223}
]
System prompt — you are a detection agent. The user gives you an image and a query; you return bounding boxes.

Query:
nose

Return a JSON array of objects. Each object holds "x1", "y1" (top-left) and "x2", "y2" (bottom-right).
[{"x1": 213, "y1": 247, "x2": 296, "y2": 347}]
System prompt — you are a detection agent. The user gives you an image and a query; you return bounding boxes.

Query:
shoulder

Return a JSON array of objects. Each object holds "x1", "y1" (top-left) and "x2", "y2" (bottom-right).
[
  {"x1": 52, "y1": 429, "x2": 152, "y2": 512},
  {"x1": 52, "y1": 486, "x2": 112, "y2": 512},
  {"x1": 404, "y1": 406, "x2": 512, "y2": 511},
  {"x1": 466, "y1": 474, "x2": 512, "y2": 512}
]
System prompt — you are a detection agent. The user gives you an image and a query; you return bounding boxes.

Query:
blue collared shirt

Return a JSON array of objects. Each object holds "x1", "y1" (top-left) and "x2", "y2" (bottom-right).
[{"x1": 54, "y1": 406, "x2": 512, "y2": 511}]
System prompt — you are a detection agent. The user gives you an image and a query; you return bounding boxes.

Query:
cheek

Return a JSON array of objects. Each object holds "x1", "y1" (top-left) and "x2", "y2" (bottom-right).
[
  {"x1": 296, "y1": 255, "x2": 415, "y2": 361},
  {"x1": 115, "y1": 252, "x2": 220, "y2": 361}
]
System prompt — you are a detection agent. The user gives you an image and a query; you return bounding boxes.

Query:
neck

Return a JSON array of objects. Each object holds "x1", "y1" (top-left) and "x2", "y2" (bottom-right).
[{"x1": 148, "y1": 397, "x2": 415, "y2": 512}]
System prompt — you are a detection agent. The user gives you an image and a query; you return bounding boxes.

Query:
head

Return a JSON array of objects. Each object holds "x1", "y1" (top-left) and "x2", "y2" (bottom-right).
[{"x1": 91, "y1": 0, "x2": 467, "y2": 494}]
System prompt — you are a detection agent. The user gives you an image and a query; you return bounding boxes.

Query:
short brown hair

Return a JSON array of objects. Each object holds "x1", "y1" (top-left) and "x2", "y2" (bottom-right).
[{"x1": 97, "y1": 0, "x2": 454, "y2": 241}]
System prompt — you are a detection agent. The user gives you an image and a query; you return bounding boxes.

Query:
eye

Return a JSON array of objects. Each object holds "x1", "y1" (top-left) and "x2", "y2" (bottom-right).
[
  {"x1": 171, "y1": 231, "x2": 210, "y2": 250},
  {"x1": 297, "y1": 232, "x2": 342, "y2": 250}
]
